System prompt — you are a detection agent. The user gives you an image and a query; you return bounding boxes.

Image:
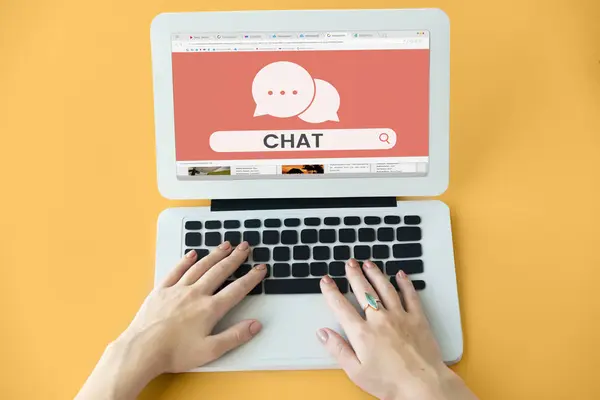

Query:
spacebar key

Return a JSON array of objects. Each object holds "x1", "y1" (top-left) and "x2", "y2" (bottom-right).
[{"x1": 265, "y1": 278, "x2": 348, "y2": 294}]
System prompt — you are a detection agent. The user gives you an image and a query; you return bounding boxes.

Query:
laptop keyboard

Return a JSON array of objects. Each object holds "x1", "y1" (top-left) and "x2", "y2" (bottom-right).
[{"x1": 183, "y1": 215, "x2": 426, "y2": 295}]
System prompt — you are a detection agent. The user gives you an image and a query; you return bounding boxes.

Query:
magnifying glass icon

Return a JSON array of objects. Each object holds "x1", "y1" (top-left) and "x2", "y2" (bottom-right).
[{"x1": 379, "y1": 133, "x2": 390, "y2": 144}]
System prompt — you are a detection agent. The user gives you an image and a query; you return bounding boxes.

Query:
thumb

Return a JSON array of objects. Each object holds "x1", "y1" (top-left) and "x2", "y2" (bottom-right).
[
  {"x1": 206, "y1": 320, "x2": 262, "y2": 361},
  {"x1": 317, "y1": 328, "x2": 361, "y2": 376}
]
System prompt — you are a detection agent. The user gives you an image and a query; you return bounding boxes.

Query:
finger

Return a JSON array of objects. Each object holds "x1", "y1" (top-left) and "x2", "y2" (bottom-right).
[
  {"x1": 345, "y1": 259, "x2": 382, "y2": 313},
  {"x1": 362, "y1": 260, "x2": 403, "y2": 312},
  {"x1": 317, "y1": 328, "x2": 361, "y2": 376},
  {"x1": 195, "y1": 241, "x2": 251, "y2": 294},
  {"x1": 212, "y1": 264, "x2": 268, "y2": 320},
  {"x1": 179, "y1": 242, "x2": 233, "y2": 285},
  {"x1": 159, "y1": 250, "x2": 198, "y2": 287},
  {"x1": 395, "y1": 270, "x2": 424, "y2": 314},
  {"x1": 320, "y1": 275, "x2": 364, "y2": 336},
  {"x1": 205, "y1": 320, "x2": 262, "y2": 362}
]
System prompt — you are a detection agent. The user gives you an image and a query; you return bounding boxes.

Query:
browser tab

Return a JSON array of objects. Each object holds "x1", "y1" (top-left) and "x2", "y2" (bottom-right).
[
  {"x1": 351, "y1": 32, "x2": 379, "y2": 38},
  {"x1": 273, "y1": 32, "x2": 295, "y2": 39},
  {"x1": 217, "y1": 33, "x2": 242, "y2": 40},
  {"x1": 242, "y1": 33, "x2": 264, "y2": 39},
  {"x1": 326, "y1": 32, "x2": 349, "y2": 38},
  {"x1": 301, "y1": 32, "x2": 322, "y2": 39}
]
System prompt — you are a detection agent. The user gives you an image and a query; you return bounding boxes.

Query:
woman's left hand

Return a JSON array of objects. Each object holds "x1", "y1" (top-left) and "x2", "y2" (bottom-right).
[{"x1": 75, "y1": 241, "x2": 266, "y2": 400}]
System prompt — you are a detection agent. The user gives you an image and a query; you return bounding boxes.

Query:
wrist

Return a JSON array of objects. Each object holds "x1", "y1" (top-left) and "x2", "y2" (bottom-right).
[
  {"x1": 100, "y1": 332, "x2": 164, "y2": 398},
  {"x1": 75, "y1": 332, "x2": 163, "y2": 400},
  {"x1": 389, "y1": 365, "x2": 465, "y2": 400}
]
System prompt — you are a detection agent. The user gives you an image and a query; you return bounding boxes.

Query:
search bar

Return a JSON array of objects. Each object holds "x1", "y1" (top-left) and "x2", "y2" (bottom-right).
[{"x1": 209, "y1": 129, "x2": 397, "y2": 152}]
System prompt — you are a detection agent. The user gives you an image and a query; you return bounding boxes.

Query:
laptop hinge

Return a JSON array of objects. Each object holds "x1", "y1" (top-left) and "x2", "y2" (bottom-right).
[{"x1": 210, "y1": 197, "x2": 397, "y2": 212}]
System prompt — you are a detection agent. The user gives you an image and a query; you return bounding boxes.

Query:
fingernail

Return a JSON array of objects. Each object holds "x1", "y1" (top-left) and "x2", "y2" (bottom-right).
[
  {"x1": 249, "y1": 321, "x2": 262, "y2": 335},
  {"x1": 237, "y1": 241, "x2": 249, "y2": 250},
  {"x1": 322, "y1": 275, "x2": 333, "y2": 284},
  {"x1": 316, "y1": 329, "x2": 329, "y2": 343},
  {"x1": 254, "y1": 264, "x2": 266, "y2": 271},
  {"x1": 347, "y1": 259, "x2": 359, "y2": 268},
  {"x1": 185, "y1": 249, "x2": 196, "y2": 258},
  {"x1": 363, "y1": 260, "x2": 375, "y2": 269},
  {"x1": 219, "y1": 241, "x2": 231, "y2": 250},
  {"x1": 398, "y1": 270, "x2": 407, "y2": 278}
]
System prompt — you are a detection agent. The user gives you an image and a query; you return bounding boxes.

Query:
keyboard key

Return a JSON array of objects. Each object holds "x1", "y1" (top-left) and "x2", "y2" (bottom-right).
[
  {"x1": 364, "y1": 216, "x2": 381, "y2": 225},
  {"x1": 253, "y1": 247, "x2": 270, "y2": 262},
  {"x1": 224, "y1": 220, "x2": 241, "y2": 229},
  {"x1": 391, "y1": 277, "x2": 426, "y2": 291},
  {"x1": 319, "y1": 229, "x2": 336, "y2": 244},
  {"x1": 184, "y1": 248, "x2": 209, "y2": 259},
  {"x1": 205, "y1": 232, "x2": 221, "y2": 246},
  {"x1": 265, "y1": 218, "x2": 282, "y2": 228},
  {"x1": 373, "y1": 244, "x2": 390, "y2": 259},
  {"x1": 354, "y1": 246, "x2": 371, "y2": 260},
  {"x1": 205, "y1": 220, "x2": 222, "y2": 229},
  {"x1": 234, "y1": 264, "x2": 252, "y2": 278},
  {"x1": 392, "y1": 243, "x2": 423, "y2": 259},
  {"x1": 397, "y1": 227, "x2": 422, "y2": 242},
  {"x1": 358, "y1": 228, "x2": 376, "y2": 242},
  {"x1": 324, "y1": 217, "x2": 341, "y2": 226},
  {"x1": 293, "y1": 246, "x2": 310, "y2": 260},
  {"x1": 263, "y1": 230, "x2": 280, "y2": 245},
  {"x1": 313, "y1": 246, "x2": 331, "y2": 261},
  {"x1": 304, "y1": 217, "x2": 321, "y2": 226},
  {"x1": 344, "y1": 216, "x2": 361, "y2": 225},
  {"x1": 255, "y1": 264, "x2": 271, "y2": 278},
  {"x1": 281, "y1": 230, "x2": 299, "y2": 245},
  {"x1": 248, "y1": 283, "x2": 263, "y2": 295},
  {"x1": 404, "y1": 215, "x2": 421, "y2": 225},
  {"x1": 329, "y1": 261, "x2": 346, "y2": 276},
  {"x1": 224, "y1": 231, "x2": 241, "y2": 246},
  {"x1": 373, "y1": 260, "x2": 384, "y2": 271},
  {"x1": 243, "y1": 231, "x2": 260, "y2": 246},
  {"x1": 284, "y1": 218, "x2": 301, "y2": 227},
  {"x1": 412, "y1": 280, "x2": 426, "y2": 290},
  {"x1": 244, "y1": 219, "x2": 261, "y2": 228},
  {"x1": 185, "y1": 221, "x2": 202, "y2": 230},
  {"x1": 339, "y1": 229, "x2": 356, "y2": 243},
  {"x1": 265, "y1": 278, "x2": 348, "y2": 294},
  {"x1": 301, "y1": 229, "x2": 318, "y2": 244},
  {"x1": 292, "y1": 263, "x2": 310, "y2": 277},
  {"x1": 334, "y1": 245, "x2": 351, "y2": 260},
  {"x1": 384, "y1": 215, "x2": 401, "y2": 224},
  {"x1": 386, "y1": 260, "x2": 424, "y2": 275},
  {"x1": 185, "y1": 232, "x2": 202, "y2": 247},
  {"x1": 310, "y1": 262, "x2": 328, "y2": 276},
  {"x1": 273, "y1": 263, "x2": 291, "y2": 277},
  {"x1": 273, "y1": 246, "x2": 291, "y2": 261},
  {"x1": 377, "y1": 227, "x2": 395, "y2": 242}
]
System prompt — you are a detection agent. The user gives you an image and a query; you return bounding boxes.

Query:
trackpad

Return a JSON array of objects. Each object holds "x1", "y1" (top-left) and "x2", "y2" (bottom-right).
[{"x1": 200, "y1": 294, "x2": 355, "y2": 371}]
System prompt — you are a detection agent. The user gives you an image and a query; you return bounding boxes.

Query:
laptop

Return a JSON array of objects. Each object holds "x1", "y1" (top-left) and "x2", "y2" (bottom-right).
[{"x1": 150, "y1": 8, "x2": 462, "y2": 372}]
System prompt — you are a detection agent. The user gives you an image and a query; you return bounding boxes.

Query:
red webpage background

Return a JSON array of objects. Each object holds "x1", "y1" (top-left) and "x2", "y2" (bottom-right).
[{"x1": 172, "y1": 50, "x2": 429, "y2": 161}]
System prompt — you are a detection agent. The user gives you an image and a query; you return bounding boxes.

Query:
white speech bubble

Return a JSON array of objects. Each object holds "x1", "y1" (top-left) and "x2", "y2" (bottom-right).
[
  {"x1": 252, "y1": 61, "x2": 316, "y2": 118},
  {"x1": 298, "y1": 79, "x2": 340, "y2": 123}
]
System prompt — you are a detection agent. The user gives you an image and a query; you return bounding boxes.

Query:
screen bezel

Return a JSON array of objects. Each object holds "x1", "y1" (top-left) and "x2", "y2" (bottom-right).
[{"x1": 151, "y1": 8, "x2": 450, "y2": 199}]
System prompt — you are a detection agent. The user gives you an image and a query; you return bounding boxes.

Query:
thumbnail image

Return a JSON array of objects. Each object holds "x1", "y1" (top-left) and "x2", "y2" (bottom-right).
[
  {"x1": 187, "y1": 166, "x2": 231, "y2": 176},
  {"x1": 282, "y1": 165, "x2": 325, "y2": 174}
]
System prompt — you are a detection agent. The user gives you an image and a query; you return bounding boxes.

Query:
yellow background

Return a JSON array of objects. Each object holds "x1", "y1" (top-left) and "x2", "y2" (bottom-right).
[{"x1": 1, "y1": 1, "x2": 599, "y2": 399}]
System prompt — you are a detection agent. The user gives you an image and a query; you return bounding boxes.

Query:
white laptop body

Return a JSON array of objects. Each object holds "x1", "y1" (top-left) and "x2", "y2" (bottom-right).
[{"x1": 150, "y1": 8, "x2": 463, "y2": 372}]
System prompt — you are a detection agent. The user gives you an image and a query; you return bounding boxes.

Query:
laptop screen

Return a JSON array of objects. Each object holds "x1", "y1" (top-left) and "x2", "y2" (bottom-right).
[{"x1": 171, "y1": 30, "x2": 430, "y2": 179}]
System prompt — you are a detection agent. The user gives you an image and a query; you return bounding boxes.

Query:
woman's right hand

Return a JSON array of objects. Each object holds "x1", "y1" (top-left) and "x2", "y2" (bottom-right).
[{"x1": 317, "y1": 259, "x2": 477, "y2": 400}]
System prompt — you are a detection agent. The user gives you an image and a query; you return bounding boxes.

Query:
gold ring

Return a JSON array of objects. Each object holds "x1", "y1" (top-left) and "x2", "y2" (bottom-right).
[{"x1": 362, "y1": 292, "x2": 382, "y2": 312}]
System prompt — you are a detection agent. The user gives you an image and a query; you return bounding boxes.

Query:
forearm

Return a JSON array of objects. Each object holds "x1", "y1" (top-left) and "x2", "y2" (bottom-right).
[
  {"x1": 391, "y1": 366, "x2": 478, "y2": 400},
  {"x1": 75, "y1": 334, "x2": 161, "y2": 400},
  {"x1": 430, "y1": 367, "x2": 478, "y2": 400}
]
